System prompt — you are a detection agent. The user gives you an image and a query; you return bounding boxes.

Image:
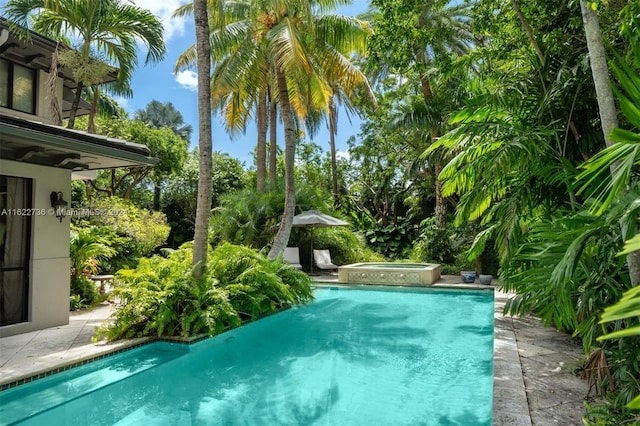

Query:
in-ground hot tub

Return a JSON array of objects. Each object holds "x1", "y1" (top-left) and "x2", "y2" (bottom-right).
[{"x1": 338, "y1": 262, "x2": 441, "y2": 286}]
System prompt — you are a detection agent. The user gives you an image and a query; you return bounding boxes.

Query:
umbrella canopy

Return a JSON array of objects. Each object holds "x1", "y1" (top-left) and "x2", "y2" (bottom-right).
[
  {"x1": 291, "y1": 210, "x2": 348, "y2": 273},
  {"x1": 292, "y1": 210, "x2": 349, "y2": 228}
]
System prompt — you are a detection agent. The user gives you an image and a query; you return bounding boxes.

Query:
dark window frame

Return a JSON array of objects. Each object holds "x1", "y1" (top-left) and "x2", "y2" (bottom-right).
[
  {"x1": 0, "y1": 174, "x2": 33, "y2": 326},
  {"x1": 0, "y1": 59, "x2": 37, "y2": 115}
]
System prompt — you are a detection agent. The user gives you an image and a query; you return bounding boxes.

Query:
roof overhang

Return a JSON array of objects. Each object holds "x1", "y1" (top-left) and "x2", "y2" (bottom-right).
[
  {"x1": 0, "y1": 18, "x2": 118, "y2": 89},
  {"x1": 0, "y1": 18, "x2": 118, "y2": 119},
  {"x1": 0, "y1": 114, "x2": 158, "y2": 171}
]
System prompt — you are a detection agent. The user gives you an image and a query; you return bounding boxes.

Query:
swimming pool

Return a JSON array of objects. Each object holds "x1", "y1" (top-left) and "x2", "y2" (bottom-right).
[{"x1": 0, "y1": 286, "x2": 494, "y2": 425}]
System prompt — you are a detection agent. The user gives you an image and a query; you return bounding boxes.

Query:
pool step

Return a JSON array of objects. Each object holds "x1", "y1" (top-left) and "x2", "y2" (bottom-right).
[{"x1": 0, "y1": 342, "x2": 188, "y2": 426}]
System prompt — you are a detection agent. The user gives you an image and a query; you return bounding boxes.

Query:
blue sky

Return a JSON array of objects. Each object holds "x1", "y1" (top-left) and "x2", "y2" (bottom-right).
[{"x1": 119, "y1": 0, "x2": 371, "y2": 167}]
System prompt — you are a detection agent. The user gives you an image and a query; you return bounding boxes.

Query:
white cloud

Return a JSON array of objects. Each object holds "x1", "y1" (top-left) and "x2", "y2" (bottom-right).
[
  {"x1": 337, "y1": 150, "x2": 350, "y2": 161},
  {"x1": 131, "y1": 0, "x2": 190, "y2": 42},
  {"x1": 175, "y1": 70, "x2": 198, "y2": 91},
  {"x1": 112, "y1": 96, "x2": 129, "y2": 111}
]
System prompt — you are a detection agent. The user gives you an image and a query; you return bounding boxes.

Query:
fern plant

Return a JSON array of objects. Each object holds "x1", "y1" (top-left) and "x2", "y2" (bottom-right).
[{"x1": 95, "y1": 243, "x2": 313, "y2": 341}]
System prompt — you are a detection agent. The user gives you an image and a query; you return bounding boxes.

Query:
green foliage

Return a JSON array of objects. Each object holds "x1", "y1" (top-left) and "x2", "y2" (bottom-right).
[
  {"x1": 583, "y1": 398, "x2": 640, "y2": 425},
  {"x1": 69, "y1": 295, "x2": 83, "y2": 311},
  {"x1": 501, "y1": 210, "x2": 631, "y2": 346},
  {"x1": 57, "y1": 50, "x2": 111, "y2": 87},
  {"x1": 75, "y1": 115, "x2": 188, "y2": 198},
  {"x1": 209, "y1": 243, "x2": 312, "y2": 319},
  {"x1": 70, "y1": 275, "x2": 101, "y2": 310},
  {"x1": 210, "y1": 188, "x2": 284, "y2": 250},
  {"x1": 70, "y1": 198, "x2": 169, "y2": 273},
  {"x1": 344, "y1": 80, "x2": 433, "y2": 243},
  {"x1": 95, "y1": 243, "x2": 313, "y2": 341},
  {"x1": 410, "y1": 217, "x2": 456, "y2": 264},
  {"x1": 89, "y1": 197, "x2": 170, "y2": 257},
  {"x1": 162, "y1": 150, "x2": 247, "y2": 247},
  {"x1": 598, "y1": 285, "x2": 640, "y2": 409},
  {"x1": 363, "y1": 219, "x2": 416, "y2": 260},
  {"x1": 71, "y1": 180, "x2": 88, "y2": 208},
  {"x1": 210, "y1": 184, "x2": 330, "y2": 250},
  {"x1": 70, "y1": 226, "x2": 116, "y2": 278},
  {"x1": 308, "y1": 227, "x2": 385, "y2": 266},
  {"x1": 134, "y1": 100, "x2": 193, "y2": 142},
  {"x1": 69, "y1": 226, "x2": 116, "y2": 307}
]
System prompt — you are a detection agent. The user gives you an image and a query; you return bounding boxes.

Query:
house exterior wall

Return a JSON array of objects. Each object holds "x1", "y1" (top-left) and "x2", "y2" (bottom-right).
[{"x1": 0, "y1": 159, "x2": 71, "y2": 337}]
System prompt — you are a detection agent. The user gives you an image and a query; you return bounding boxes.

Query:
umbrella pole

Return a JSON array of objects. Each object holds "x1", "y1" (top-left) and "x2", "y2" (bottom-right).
[{"x1": 309, "y1": 228, "x2": 314, "y2": 274}]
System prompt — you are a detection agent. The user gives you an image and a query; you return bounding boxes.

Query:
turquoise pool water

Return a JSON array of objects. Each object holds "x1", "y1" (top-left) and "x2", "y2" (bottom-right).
[{"x1": 0, "y1": 286, "x2": 494, "y2": 425}]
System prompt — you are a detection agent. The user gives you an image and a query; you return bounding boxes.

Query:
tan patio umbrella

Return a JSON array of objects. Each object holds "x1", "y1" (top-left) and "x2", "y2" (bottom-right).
[{"x1": 292, "y1": 210, "x2": 349, "y2": 273}]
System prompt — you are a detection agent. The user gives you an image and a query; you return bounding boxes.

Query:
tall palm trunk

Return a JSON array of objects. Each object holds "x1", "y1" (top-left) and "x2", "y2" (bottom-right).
[
  {"x1": 88, "y1": 85, "x2": 99, "y2": 133},
  {"x1": 67, "y1": 81, "x2": 84, "y2": 129},
  {"x1": 580, "y1": 0, "x2": 640, "y2": 285},
  {"x1": 329, "y1": 98, "x2": 339, "y2": 204},
  {"x1": 433, "y1": 159, "x2": 446, "y2": 228},
  {"x1": 153, "y1": 184, "x2": 161, "y2": 211},
  {"x1": 192, "y1": 0, "x2": 213, "y2": 278},
  {"x1": 269, "y1": 89, "x2": 277, "y2": 190},
  {"x1": 256, "y1": 90, "x2": 267, "y2": 193},
  {"x1": 268, "y1": 67, "x2": 297, "y2": 259}
]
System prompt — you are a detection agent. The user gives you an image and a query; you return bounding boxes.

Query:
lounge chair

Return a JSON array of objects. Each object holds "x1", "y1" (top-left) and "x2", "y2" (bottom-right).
[
  {"x1": 283, "y1": 247, "x2": 303, "y2": 270},
  {"x1": 313, "y1": 249, "x2": 338, "y2": 271}
]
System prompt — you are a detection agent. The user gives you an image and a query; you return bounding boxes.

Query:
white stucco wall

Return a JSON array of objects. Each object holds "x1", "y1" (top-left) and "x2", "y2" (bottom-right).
[{"x1": 0, "y1": 159, "x2": 71, "y2": 337}]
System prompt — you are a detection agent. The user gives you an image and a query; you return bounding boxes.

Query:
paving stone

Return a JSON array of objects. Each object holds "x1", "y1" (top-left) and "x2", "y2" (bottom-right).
[
  {"x1": 530, "y1": 403, "x2": 586, "y2": 426},
  {"x1": 492, "y1": 411, "x2": 533, "y2": 426},
  {"x1": 493, "y1": 397, "x2": 531, "y2": 417}
]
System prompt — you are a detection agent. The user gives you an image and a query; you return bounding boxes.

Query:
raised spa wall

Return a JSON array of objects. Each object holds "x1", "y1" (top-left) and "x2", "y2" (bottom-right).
[{"x1": 338, "y1": 263, "x2": 441, "y2": 286}]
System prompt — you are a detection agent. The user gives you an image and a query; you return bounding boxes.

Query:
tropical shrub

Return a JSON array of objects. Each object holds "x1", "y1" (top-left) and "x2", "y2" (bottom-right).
[
  {"x1": 363, "y1": 219, "x2": 417, "y2": 260},
  {"x1": 82, "y1": 197, "x2": 170, "y2": 270},
  {"x1": 208, "y1": 243, "x2": 313, "y2": 318},
  {"x1": 210, "y1": 184, "x2": 331, "y2": 250},
  {"x1": 90, "y1": 197, "x2": 169, "y2": 254},
  {"x1": 597, "y1": 268, "x2": 640, "y2": 411},
  {"x1": 162, "y1": 150, "x2": 247, "y2": 247},
  {"x1": 210, "y1": 188, "x2": 284, "y2": 250},
  {"x1": 69, "y1": 226, "x2": 116, "y2": 309},
  {"x1": 95, "y1": 243, "x2": 313, "y2": 341},
  {"x1": 410, "y1": 217, "x2": 456, "y2": 264}
]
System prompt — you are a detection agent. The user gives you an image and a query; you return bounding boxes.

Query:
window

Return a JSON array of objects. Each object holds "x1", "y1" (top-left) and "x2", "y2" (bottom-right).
[
  {"x1": 0, "y1": 60, "x2": 8, "y2": 107},
  {"x1": 0, "y1": 59, "x2": 36, "y2": 114},
  {"x1": 0, "y1": 175, "x2": 32, "y2": 326}
]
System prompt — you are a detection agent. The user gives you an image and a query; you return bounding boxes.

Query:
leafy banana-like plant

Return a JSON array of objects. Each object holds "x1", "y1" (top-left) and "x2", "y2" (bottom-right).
[{"x1": 586, "y1": 57, "x2": 640, "y2": 409}]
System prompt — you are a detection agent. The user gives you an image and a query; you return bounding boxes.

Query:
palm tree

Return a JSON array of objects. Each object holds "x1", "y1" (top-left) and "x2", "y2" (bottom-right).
[
  {"x1": 269, "y1": 88, "x2": 278, "y2": 189},
  {"x1": 191, "y1": 0, "x2": 213, "y2": 279},
  {"x1": 3, "y1": 0, "x2": 166, "y2": 130},
  {"x1": 70, "y1": 228, "x2": 116, "y2": 283},
  {"x1": 175, "y1": 0, "x2": 373, "y2": 258},
  {"x1": 134, "y1": 100, "x2": 193, "y2": 141},
  {"x1": 579, "y1": 0, "x2": 640, "y2": 285}
]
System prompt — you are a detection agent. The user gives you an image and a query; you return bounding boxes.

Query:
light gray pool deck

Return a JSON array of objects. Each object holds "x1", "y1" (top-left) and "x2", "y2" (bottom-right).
[{"x1": 0, "y1": 275, "x2": 591, "y2": 425}]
